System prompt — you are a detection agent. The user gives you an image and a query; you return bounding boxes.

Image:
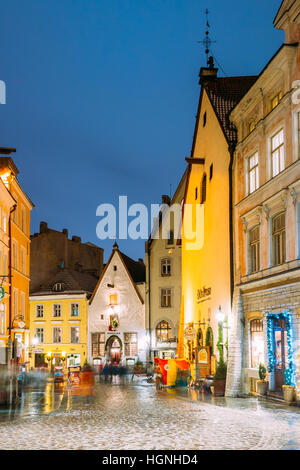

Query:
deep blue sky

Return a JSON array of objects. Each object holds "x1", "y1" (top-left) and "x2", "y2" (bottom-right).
[{"x1": 1, "y1": 0, "x2": 283, "y2": 262}]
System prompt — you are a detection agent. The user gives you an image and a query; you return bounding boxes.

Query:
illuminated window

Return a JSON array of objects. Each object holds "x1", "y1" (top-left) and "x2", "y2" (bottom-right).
[
  {"x1": 156, "y1": 320, "x2": 172, "y2": 342},
  {"x1": 250, "y1": 319, "x2": 264, "y2": 368},
  {"x1": 35, "y1": 328, "x2": 44, "y2": 344},
  {"x1": 161, "y1": 258, "x2": 171, "y2": 276},
  {"x1": 124, "y1": 332, "x2": 138, "y2": 356},
  {"x1": 161, "y1": 288, "x2": 171, "y2": 308},
  {"x1": 109, "y1": 294, "x2": 118, "y2": 305},
  {"x1": 247, "y1": 152, "x2": 259, "y2": 194},
  {"x1": 71, "y1": 303, "x2": 79, "y2": 317},
  {"x1": 272, "y1": 212, "x2": 286, "y2": 266},
  {"x1": 271, "y1": 129, "x2": 284, "y2": 177},
  {"x1": 249, "y1": 226, "x2": 260, "y2": 273},
  {"x1": 271, "y1": 91, "x2": 283, "y2": 110},
  {"x1": 92, "y1": 332, "x2": 105, "y2": 357},
  {"x1": 70, "y1": 327, "x2": 80, "y2": 344}
]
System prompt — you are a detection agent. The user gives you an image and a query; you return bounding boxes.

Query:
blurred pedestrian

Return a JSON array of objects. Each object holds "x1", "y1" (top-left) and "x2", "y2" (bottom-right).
[
  {"x1": 112, "y1": 362, "x2": 118, "y2": 384},
  {"x1": 80, "y1": 362, "x2": 96, "y2": 405},
  {"x1": 103, "y1": 363, "x2": 109, "y2": 382}
]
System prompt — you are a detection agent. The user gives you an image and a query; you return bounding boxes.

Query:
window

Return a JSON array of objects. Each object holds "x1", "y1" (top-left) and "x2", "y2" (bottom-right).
[
  {"x1": 53, "y1": 327, "x2": 62, "y2": 344},
  {"x1": 161, "y1": 258, "x2": 171, "y2": 277},
  {"x1": 249, "y1": 120, "x2": 256, "y2": 133},
  {"x1": 109, "y1": 294, "x2": 118, "y2": 305},
  {"x1": 209, "y1": 163, "x2": 213, "y2": 180},
  {"x1": 70, "y1": 327, "x2": 80, "y2": 344},
  {"x1": 35, "y1": 327, "x2": 44, "y2": 344},
  {"x1": 113, "y1": 265, "x2": 117, "y2": 271},
  {"x1": 249, "y1": 226, "x2": 260, "y2": 273},
  {"x1": 52, "y1": 282, "x2": 64, "y2": 292},
  {"x1": 2, "y1": 214, "x2": 6, "y2": 233},
  {"x1": 0, "y1": 305, "x2": 6, "y2": 335},
  {"x1": 271, "y1": 129, "x2": 284, "y2": 177},
  {"x1": 36, "y1": 305, "x2": 44, "y2": 318},
  {"x1": 195, "y1": 187, "x2": 198, "y2": 200},
  {"x1": 201, "y1": 173, "x2": 207, "y2": 203},
  {"x1": 91, "y1": 332, "x2": 105, "y2": 357},
  {"x1": 156, "y1": 320, "x2": 172, "y2": 342},
  {"x1": 272, "y1": 212, "x2": 286, "y2": 266},
  {"x1": 71, "y1": 303, "x2": 79, "y2": 317},
  {"x1": 21, "y1": 206, "x2": 26, "y2": 232},
  {"x1": 250, "y1": 319, "x2": 264, "y2": 368},
  {"x1": 248, "y1": 152, "x2": 259, "y2": 194},
  {"x1": 271, "y1": 91, "x2": 283, "y2": 110},
  {"x1": 12, "y1": 242, "x2": 17, "y2": 270},
  {"x1": 161, "y1": 288, "x2": 171, "y2": 308},
  {"x1": 124, "y1": 332, "x2": 138, "y2": 356},
  {"x1": 20, "y1": 247, "x2": 26, "y2": 274},
  {"x1": 12, "y1": 207, "x2": 17, "y2": 224},
  {"x1": 203, "y1": 111, "x2": 207, "y2": 127},
  {"x1": 53, "y1": 304, "x2": 61, "y2": 317}
]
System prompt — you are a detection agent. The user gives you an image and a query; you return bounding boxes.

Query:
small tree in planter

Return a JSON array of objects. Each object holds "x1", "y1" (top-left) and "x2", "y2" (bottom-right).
[
  {"x1": 256, "y1": 364, "x2": 268, "y2": 395},
  {"x1": 282, "y1": 363, "x2": 295, "y2": 404},
  {"x1": 211, "y1": 359, "x2": 227, "y2": 396}
]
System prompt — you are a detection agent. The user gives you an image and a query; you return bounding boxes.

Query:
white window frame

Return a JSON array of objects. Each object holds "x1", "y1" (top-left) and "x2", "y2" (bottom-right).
[
  {"x1": 269, "y1": 128, "x2": 285, "y2": 178},
  {"x1": 0, "y1": 305, "x2": 6, "y2": 336},
  {"x1": 53, "y1": 327, "x2": 62, "y2": 344},
  {"x1": 161, "y1": 258, "x2": 171, "y2": 277},
  {"x1": 36, "y1": 304, "x2": 44, "y2": 318},
  {"x1": 35, "y1": 327, "x2": 44, "y2": 344},
  {"x1": 160, "y1": 288, "x2": 172, "y2": 308},
  {"x1": 246, "y1": 152, "x2": 259, "y2": 195},
  {"x1": 70, "y1": 303, "x2": 79, "y2": 317},
  {"x1": 53, "y1": 304, "x2": 61, "y2": 317},
  {"x1": 70, "y1": 326, "x2": 80, "y2": 344}
]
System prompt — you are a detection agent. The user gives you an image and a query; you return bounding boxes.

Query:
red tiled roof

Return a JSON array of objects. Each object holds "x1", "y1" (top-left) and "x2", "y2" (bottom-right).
[{"x1": 203, "y1": 76, "x2": 258, "y2": 143}]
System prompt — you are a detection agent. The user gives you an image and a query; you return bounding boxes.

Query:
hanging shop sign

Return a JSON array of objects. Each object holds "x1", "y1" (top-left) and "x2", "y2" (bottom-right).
[
  {"x1": 196, "y1": 286, "x2": 211, "y2": 303},
  {"x1": 184, "y1": 326, "x2": 196, "y2": 341},
  {"x1": 0, "y1": 286, "x2": 4, "y2": 301}
]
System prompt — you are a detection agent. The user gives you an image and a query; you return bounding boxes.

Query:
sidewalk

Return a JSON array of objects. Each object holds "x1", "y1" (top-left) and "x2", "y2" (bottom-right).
[{"x1": 160, "y1": 386, "x2": 300, "y2": 413}]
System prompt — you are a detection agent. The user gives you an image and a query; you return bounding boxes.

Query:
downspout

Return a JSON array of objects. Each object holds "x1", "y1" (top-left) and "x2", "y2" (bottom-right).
[
  {"x1": 147, "y1": 242, "x2": 152, "y2": 360},
  {"x1": 228, "y1": 143, "x2": 236, "y2": 308}
]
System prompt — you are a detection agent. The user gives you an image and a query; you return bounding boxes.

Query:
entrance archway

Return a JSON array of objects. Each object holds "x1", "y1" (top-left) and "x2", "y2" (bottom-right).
[{"x1": 106, "y1": 336, "x2": 122, "y2": 364}]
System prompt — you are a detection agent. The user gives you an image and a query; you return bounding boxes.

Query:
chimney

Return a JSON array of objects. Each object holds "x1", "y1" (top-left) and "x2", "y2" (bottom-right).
[
  {"x1": 161, "y1": 195, "x2": 171, "y2": 206},
  {"x1": 72, "y1": 236, "x2": 81, "y2": 243},
  {"x1": 138, "y1": 258, "x2": 144, "y2": 264},
  {"x1": 62, "y1": 228, "x2": 68, "y2": 237},
  {"x1": 199, "y1": 56, "x2": 218, "y2": 84},
  {"x1": 40, "y1": 221, "x2": 48, "y2": 234}
]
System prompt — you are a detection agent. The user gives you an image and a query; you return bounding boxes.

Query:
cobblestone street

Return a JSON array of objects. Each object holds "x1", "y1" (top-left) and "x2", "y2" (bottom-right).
[{"x1": 0, "y1": 381, "x2": 299, "y2": 450}]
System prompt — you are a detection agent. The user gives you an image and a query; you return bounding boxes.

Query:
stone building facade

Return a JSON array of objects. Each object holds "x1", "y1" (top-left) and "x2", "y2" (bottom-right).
[
  {"x1": 145, "y1": 170, "x2": 187, "y2": 360},
  {"x1": 30, "y1": 222, "x2": 104, "y2": 293},
  {"x1": 226, "y1": 0, "x2": 300, "y2": 400}
]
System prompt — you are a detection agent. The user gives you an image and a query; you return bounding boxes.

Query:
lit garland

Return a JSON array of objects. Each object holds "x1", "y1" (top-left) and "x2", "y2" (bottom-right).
[{"x1": 266, "y1": 312, "x2": 295, "y2": 387}]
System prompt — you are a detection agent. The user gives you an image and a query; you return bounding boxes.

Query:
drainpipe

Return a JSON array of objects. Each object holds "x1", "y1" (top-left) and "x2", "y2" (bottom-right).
[
  {"x1": 147, "y1": 242, "x2": 152, "y2": 362},
  {"x1": 8, "y1": 204, "x2": 17, "y2": 354},
  {"x1": 228, "y1": 143, "x2": 236, "y2": 309}
]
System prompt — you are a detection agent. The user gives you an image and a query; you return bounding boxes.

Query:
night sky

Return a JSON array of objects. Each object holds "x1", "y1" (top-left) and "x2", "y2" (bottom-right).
[{"x1": 1, "y1": 0, "x2": 283, "y2": 262}]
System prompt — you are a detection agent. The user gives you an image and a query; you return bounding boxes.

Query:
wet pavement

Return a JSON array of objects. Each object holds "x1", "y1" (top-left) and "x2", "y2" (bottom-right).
[{"x1": 0, "y1": 378, "x2": 299, "y2": 450}]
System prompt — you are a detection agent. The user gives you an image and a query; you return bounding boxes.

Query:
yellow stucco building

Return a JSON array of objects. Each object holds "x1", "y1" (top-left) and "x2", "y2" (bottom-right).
[
  {"x1": 178, "y1": 62, "x2": 257, "y2": 378},
  {"x1": 0, "y1": 148, "x2": 34, "y2": 365},
  {"x1": 29, "y1": 268, "x2": 98, "y2": 370}
]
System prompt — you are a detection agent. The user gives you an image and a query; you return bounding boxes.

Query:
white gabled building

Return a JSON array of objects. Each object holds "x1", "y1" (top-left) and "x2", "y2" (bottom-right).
[{"x1": 88, "y1": 242, "x2": 147, "y2": 366}]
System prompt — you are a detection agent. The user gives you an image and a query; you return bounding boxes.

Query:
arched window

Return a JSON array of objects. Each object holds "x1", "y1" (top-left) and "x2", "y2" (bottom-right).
[
  {"x1": 250, "y1": 319, "x2": 264, "y2": 368},
  {"x1": 205, "y1": 327, "x2": 214, "y2": 356},
  {"x1": 156, "y1": 320, "x2": 172, "y2": 342},
  {"x1": 201, "y1": 173, "x2": 207, "y2": 204}
]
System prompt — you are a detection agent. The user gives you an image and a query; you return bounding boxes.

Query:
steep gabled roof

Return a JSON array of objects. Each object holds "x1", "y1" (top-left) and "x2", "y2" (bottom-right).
[
  {"x1": 89, "y1": 245, "x2": 145, "y2": 305},
  {"x1": 30, "y1": 268, "x2": 99, "y2": 296},
  {"x1": 203, "y1": 76, "x2": 258, "y2": 144}
]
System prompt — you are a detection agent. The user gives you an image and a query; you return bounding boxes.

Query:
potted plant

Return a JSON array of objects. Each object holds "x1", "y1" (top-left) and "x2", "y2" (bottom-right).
[
  {"x1": 282, "y1": 365, "x2": 295, "y2": 404},
  {"x1": 211, "y1": 359, "x2": 227, "y2": 396},
  {"x1": 256, "y1": 364, "x2": 268, "y2": 396},
  {"x1": 111, "y1": 318, "x2": 119, "y2": 329}
]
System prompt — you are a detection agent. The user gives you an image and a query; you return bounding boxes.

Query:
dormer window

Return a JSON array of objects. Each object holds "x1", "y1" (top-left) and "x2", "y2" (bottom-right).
[
  {"x1": 52, "y1": 282, "x2": 64, "y2": 292},
  {"x1": 271, "y1": 91, "x2": 283, "y2": 111}
]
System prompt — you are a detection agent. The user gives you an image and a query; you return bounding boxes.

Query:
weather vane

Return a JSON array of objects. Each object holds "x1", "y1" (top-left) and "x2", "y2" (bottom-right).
[{"x1": 198, "y1": 9, "x2": 216, "y2": 67}]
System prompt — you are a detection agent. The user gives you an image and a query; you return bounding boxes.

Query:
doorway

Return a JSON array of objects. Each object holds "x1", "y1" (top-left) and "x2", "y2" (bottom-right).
[
  {"x1": 106, "y1": 336, "x2": 122, "y2": 364},
  {"x1": 272, "y1": 316, "x2": 289, "y2": 391}
]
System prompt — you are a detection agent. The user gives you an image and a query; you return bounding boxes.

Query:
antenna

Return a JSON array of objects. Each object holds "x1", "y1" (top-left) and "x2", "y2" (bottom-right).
[{"x1": 198, "y1": 8, "x2": 216, "y2": 67}]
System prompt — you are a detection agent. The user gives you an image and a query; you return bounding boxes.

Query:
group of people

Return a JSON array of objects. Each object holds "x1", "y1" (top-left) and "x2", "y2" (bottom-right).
[{"x1": 99, "y1": 362, "x2": 129, "y2": 383}]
